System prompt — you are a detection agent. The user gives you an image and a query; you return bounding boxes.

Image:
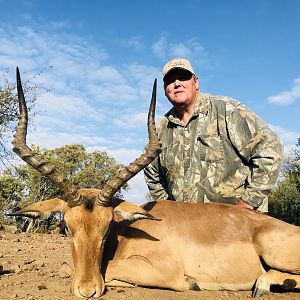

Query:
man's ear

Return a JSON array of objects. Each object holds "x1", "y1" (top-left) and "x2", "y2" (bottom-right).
[
  {"x1": 6, "y1": 198, "x2": 68, "y2": 219},
  {"x1": 112, "y1": 199, "x2": 160, "y2": 221},
  {"x1": 194, "y1": 75, "x2": 199, "y2": 90}
]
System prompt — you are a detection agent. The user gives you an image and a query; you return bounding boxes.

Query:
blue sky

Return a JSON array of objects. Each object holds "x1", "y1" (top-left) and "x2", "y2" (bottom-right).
[{"x1": 1, "y1": 0, "x2": 300, "y2": 204}]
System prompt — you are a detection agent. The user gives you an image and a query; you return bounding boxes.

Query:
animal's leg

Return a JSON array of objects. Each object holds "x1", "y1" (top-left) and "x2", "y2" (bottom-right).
[
  {"x1": 26, "y1": 219, "x2": 34, "y2": 233},
  {"x1": 105, "y1": 280, "x2": 135, "y2": 288},
  {"x1": 253, "y1": 269, "x2": 300, "y2": 298},
  {"x1": 254, "y1": 222, "x2": 300, "y2": 274},
  {"x1": 105, "y1": 257, "x2": 188, "y2": 291}
]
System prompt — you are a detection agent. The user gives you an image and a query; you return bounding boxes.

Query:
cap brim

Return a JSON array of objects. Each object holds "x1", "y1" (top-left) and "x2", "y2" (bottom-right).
[{"x1": 163, "y1": 67, "x2": 194, "y2": 79}]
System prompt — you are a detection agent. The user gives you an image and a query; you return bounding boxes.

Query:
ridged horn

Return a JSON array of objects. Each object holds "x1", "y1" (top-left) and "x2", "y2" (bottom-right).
[
  {"x1": 96, "y1": 79, "x2": 161, "y2": 205},
  {"x1": 12, "y1": 67, "x2": 80, "y2": 207}
]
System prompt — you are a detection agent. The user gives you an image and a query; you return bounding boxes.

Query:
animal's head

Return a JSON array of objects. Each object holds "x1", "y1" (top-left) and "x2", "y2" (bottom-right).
[{"x1": 8, "y1": 68, "x2": 161, "y2": 298}]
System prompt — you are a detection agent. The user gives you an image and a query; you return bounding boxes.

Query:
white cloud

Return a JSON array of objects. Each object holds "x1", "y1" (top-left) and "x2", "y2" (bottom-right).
[
  {"x1": 89, "y1": 66, "x2": 125, "y2": 83},
  {"x1": 39, "y1": 92, "x2": 98, "y2": 119},
  {"x1": 34, "y1": 115, "x2": 96, "y2": 135},
  {"x1": 0, "y1": 23, "x2": 161, "y2": 153},
  {"x1": 0, "y1": 25, "x2": 109, "y2": 82},
  {"x1": 151, "y1": 36, "x2": 209, "y2": 70},
  {"x1": 107, "y1": 148, "x2": 142, "y2": 165},
  {"x1": 123, "y1": 173, "x2": 149, "y2": 205},
  {"x1": 87, "y1": 82, "x2": 138, "y2": 103},
  {"x1": 50, "y1": 21, "x2": 69, "y2": 30},
  {"x1": 152, "y1": 36, "x2": 167, "y2": 58},
  {"x1": 170, "y1": 42, "x2": 191, "y2": 58},
  {"x1": 26, "y1": 126, "x2": 111, "y2": 150},
  {"x1": 270, "y1": 124, "x2": 300, "y2": 155},
  {"x1": 268, "y1": 77, "x2": 300, "y2": 105},
  {"x1": 271, "y1": 124, "x2": 299, "y2": 144},
  {"x1": 120, "y1": 36, "x2": 144, "y2": 51},
  {"x1": 113, "y1": 112, "x2": 148, "y2": 129}
]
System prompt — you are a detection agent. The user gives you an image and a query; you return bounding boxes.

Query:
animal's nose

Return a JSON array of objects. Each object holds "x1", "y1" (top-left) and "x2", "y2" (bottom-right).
[
  {"x1": 78, "y1": 285, "x2": 96, "y2": 298},
  {"x1": 73, "y1": 272, "x2": 105, "y2": 298}
]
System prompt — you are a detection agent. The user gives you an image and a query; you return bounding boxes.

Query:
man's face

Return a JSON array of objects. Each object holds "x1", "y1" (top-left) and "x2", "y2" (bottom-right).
[{"x1": 164, "y1": 69, "x2": 199, "y2": 107}]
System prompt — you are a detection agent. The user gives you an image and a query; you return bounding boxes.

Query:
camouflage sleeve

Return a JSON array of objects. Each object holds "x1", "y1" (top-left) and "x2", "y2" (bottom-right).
[
  {"x1": 228, "y1": 101, "x2": 283, "y2": 208},
  {"x1": 144, "y1": 156, "x2": 169, "y2": 201}
]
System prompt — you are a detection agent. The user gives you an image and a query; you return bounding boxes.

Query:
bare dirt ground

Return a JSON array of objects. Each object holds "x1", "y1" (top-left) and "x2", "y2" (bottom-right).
[{"x1": 0, "y1": 231, "x2": 299, "y2": 300}]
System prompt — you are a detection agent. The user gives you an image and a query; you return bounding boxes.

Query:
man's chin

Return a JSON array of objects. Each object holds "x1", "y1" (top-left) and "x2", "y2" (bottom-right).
[{"x1": 171, "y1": 97, "x2": 188, "y2": 105}]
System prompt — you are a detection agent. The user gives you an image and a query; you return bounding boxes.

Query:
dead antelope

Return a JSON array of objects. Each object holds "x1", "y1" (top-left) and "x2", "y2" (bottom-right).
[{"x1": 9, "y1": 68, "x2": 300, "y2": 298}]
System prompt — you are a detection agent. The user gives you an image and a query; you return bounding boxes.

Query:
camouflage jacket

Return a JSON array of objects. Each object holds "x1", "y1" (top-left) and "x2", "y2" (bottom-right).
[{"x1": 144, "y1": 93, "x2": 283, "y2": 211}]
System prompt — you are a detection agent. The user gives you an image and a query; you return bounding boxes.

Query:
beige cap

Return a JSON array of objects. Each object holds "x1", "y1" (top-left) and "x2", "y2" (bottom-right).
[{"x1": 162, "y1": 58, "x2": 195, "y2": 78}]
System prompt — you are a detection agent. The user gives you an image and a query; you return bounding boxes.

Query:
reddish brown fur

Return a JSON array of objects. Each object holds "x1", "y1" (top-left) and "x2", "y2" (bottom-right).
[{"x1": 11, "y1": 194, "x2": 300, "y2": 298}]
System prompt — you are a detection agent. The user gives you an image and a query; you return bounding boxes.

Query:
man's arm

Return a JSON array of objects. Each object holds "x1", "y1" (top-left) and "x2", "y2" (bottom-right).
[
  {"x1": 243, "y1": 125, "x2": 283, "y2": 208},
  {"x1": 144, "y1": 156, "x2": 169, "y2": 201},
  {"x1": 228, "y1": 102, "x2": 283, "y2": 209}
]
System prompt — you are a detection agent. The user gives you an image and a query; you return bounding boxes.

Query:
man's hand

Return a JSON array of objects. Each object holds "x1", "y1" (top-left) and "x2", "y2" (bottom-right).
[{"x1": 236, "y1": 199, "x2": 254, "y2": 210}]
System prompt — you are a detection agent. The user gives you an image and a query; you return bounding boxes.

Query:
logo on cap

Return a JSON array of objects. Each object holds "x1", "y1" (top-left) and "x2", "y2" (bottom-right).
[{"x1": 163, "y1": 58, "x2": 194, "y2": 77}]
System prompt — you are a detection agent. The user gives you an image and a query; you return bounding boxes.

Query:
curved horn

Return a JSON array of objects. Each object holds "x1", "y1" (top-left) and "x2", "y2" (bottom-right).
[
  {"x1": 96, "y1": 79, "x2": 161, "y2": 205},
  {"x1": 12, "y1": 67, "x2": 80, "y2": 207}
]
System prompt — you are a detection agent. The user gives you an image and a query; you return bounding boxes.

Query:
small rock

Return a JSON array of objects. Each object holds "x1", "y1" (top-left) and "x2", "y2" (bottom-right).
[
  {"x1": 2, "y1": 225, "x2": 19, "y2": 234},
  {"x1": 23, "y1": 258, "x2": 35, "y2": 265},
  {"x1": 45, "y1": 245, "x2": 55, "y2": 250},
  {"x1": 37, "y1": 284, "x2": 47, "y2": 290},
  {"x1": 25, "y1": 263, "x2": 38, "y2": 272},
  {"x1": 13, "y1": 265, "x2": 22, "y2": 274},
  {"x1": 37, "y1": 270, "x2": 46, "y2": 276},
  {"x1": 59, "y1": 262, "x2": 73, "y2": 278},
  {"x1": 228, "y1": 291, "x2": 239, "y2": 296}
]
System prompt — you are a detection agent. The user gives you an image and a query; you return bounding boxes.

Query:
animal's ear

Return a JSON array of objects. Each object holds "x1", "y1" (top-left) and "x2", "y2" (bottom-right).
[
  {"x1": 7, "y1": 198, "x2": 68, "y2": 219},
  {"x1": 112, "y1": 199, "x2": 160, "y2": 221}
]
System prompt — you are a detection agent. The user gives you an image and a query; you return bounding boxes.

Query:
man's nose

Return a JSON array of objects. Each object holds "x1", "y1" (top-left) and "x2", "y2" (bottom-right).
[{"x1": 174, "y1": 79, "x2": 181, "y2": 86}]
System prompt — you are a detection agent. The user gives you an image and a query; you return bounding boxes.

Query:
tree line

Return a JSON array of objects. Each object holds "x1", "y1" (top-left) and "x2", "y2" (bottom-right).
[
  {"x1": 0, "y1": 144, "x2": 128, "y2": 231},
  {"x1": 268, "y1": 140, "x2": 300, "y2": 225}
]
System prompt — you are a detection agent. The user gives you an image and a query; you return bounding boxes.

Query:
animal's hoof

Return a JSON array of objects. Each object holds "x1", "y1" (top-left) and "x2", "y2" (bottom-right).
[
  {"x1": 282, "y1": 279, "x2": 297, "y2": 290},
  {"x1": 252, "y1": 288, "x2": 269, "y2": 298},
  {"x1": 189, "y1": 282, "x2": 201, "y2": 291}
]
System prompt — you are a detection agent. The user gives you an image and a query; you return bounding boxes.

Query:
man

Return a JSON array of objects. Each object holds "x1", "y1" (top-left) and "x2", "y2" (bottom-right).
[{"x1": 144, "y1": 58, "x2": 283, "y2": 211}]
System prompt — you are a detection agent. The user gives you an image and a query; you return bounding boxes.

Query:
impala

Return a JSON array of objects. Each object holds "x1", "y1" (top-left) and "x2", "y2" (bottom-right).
[{"x1": 9, "y1": 68, "x2": 300, "y2": 298}]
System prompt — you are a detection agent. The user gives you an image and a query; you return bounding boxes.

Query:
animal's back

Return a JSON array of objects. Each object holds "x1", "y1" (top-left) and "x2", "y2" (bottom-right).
[{"x1": 109, "y1": 201, "x2": 300, "y2": 292}]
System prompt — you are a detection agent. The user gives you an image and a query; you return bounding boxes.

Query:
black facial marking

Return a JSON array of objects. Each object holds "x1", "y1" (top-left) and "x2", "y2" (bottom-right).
[{"x1": 85, "y1": 199, "x2": 94, "y2": 212}]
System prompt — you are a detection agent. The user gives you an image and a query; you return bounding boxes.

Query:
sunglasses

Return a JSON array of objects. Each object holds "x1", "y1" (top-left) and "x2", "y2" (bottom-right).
[{"x1": 163, "y1": 70, "x2": 193, "y2": 86}]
